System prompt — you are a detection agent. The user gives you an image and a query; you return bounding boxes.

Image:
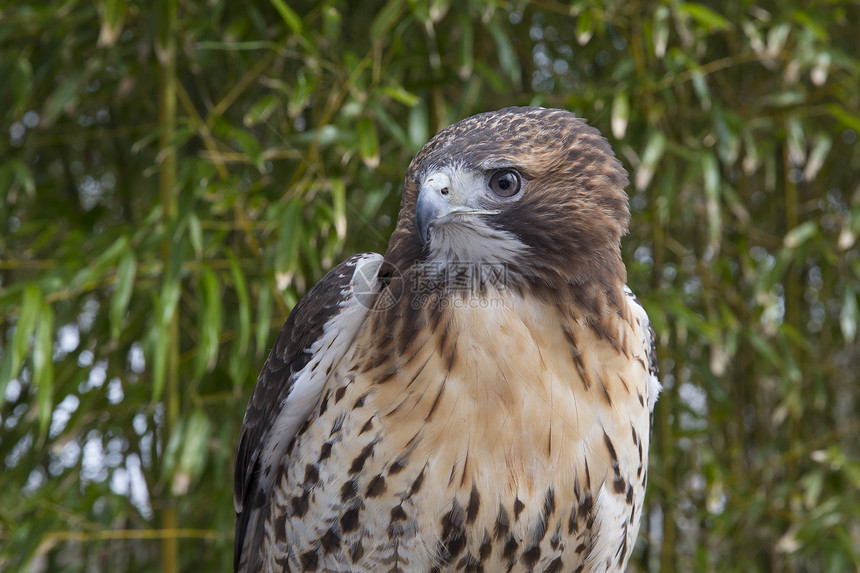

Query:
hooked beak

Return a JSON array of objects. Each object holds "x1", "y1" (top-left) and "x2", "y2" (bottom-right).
[{"x1": 416, "y1": 185, "x2": 498, "y2": 245}]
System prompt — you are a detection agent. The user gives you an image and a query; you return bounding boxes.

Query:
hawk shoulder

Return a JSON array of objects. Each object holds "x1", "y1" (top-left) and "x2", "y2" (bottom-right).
[{"x1": 233, "y1": 252, "x2": 382, "y2": 572}]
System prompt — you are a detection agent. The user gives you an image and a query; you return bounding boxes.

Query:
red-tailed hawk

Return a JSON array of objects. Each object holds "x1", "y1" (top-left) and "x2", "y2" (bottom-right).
[{"x1": 234, "y1": 107, "x2": 661, "y2": 572}]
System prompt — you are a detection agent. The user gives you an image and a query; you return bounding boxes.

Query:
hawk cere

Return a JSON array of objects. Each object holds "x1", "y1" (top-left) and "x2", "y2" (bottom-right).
[{"x1": 234, "y1": 107, "x2": 661, "y2": 572}]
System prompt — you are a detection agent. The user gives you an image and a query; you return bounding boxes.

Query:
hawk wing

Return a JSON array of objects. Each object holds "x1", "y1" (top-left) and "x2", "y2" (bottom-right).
[
  {"x1": 233, "y1": 252, "x2": 383, "y2": 572},
  {"x1": 581, "y1": 286, "x2": 660, "y2": 570},
  {"x1": 624, "y1": 285, "x2": 661, "y2": 412}
]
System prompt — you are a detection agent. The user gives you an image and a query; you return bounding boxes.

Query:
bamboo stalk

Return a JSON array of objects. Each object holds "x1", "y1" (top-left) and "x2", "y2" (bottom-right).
[{"x1": 156, "y1": 0, "x2": 180, "y2": 572}]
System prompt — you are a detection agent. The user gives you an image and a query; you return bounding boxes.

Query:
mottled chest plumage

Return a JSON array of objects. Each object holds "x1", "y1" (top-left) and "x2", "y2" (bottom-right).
[{"x1": 260, "y1": 289, "x2": 655, "y2": 573}]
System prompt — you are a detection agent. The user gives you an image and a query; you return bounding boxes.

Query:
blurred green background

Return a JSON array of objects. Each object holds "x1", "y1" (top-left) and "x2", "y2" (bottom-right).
[{"x1": 1, "y1": 0, "x2": 859, "y2": 571}]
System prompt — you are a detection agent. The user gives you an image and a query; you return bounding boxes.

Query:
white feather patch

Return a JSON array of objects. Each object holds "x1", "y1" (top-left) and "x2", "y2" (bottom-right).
[
  {"x1": 427, "y1": 217, "x2": 528, "y2": 268},
  {"x1": 258, "y1": 253, "x2": 382, "y2": 495},
  {"x1": 585, "y1": 482, "x2": 631, "y2": 572},
  {"x1": 624, "y1": 285, "x2": 662, "y2": 413}
]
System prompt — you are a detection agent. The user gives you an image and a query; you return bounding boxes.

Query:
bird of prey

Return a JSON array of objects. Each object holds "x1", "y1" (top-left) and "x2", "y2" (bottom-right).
[{"x1": 234, "y1": 106, "x2": 661, "y2": 572}]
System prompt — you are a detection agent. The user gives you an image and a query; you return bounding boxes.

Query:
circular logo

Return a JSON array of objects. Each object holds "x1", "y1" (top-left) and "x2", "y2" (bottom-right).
[{"x1": 354, "y1": 260, "x2": 403, "y2": 311}]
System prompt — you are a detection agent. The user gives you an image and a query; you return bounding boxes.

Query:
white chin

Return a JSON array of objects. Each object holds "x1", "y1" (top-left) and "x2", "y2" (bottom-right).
[{"x1": 426, "y1": 218, "x2": 528, "y2": 267}]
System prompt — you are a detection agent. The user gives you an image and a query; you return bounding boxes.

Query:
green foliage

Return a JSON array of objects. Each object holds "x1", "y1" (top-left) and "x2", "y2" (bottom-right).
[{"x1": 1, "y1": 0, "x2": 859, "y2": 571}]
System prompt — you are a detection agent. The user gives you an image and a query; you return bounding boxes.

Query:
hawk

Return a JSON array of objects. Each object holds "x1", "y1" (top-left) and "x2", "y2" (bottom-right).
[{"x1": 234, "y1": 107, "x2": 661, "y2": 572}]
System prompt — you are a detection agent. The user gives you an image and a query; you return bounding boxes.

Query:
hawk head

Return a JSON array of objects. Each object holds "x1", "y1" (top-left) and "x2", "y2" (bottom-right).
[{"x1": 383, "y1": 107, "x2": 630, "y2": 291}]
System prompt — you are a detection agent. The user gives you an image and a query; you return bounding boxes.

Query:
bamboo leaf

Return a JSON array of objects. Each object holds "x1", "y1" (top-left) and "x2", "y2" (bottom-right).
[
  {"x1": 357, "y1": 116, "x2": 380, "y2": 169},
  {"x1": 331, "y1": 178, "x2": 347, "y2": 241},
  {"x1": 576, "y1": 10, "x2": 594, "y2": 46},
  {"x1": 0, "y1": 352, "x2": 14, "y2": 409},
  {"x1": 287, "y1": 72, "x2": 312, "y2": 117},
  {"x1": 635, "y1": 131, "x2": 666, "y2": 191},
  {"x1": 173, "y1": 408, "x2": 211, "y2": 495},
  {"x1": 787, "y1": 117, "x2": 806, "y2": 166},
  {"x1": 8, "y1": 159, "x2": 35, "y2": 197},
  {"x1": 747, "y1": 330, "x2": 782, "y2": 369},
  {"x1": 371, "y1": 0, "x2": 406, "y2": 39},
  {"x1": 255, "y1": 281, "x2": 274, "y2": 358},
  {"x1": 227, "y1": 251, "x2": 251, "y2": 387},
  {"x1": 487, "y1": 20, "x2": 521, "y2": 86},
  {"x1": 232, "y1": 129, "x2": 264, "y2": 170},
  {"x1": 151, "y1": 320, "x2": 168, "y2": 402},
  {"x1": 380, "y1": 85, "x2": 420, "y2": 107},
  {"x1": 267, "y1": 0, "x2": 302, "y2": 35},
  {"x1": 9, "y1": 285, "x2": 42, "y2": 383},
  {"x1": 611, "y1": 90, "x2": 629, "y2": 139},
  {"x1": 458, "y1": 14, "x2": 474, "y2": 78},
  {"x1": 666, "y1": 298, "x2": 720, "y2": 341},
  {"x1": 33, "y1": 302, "x2": 54, "y2": 437},
  {"x1": 407, "y1": 103, "x2": 428, "y2": 152},
  {"x1": 110, "y1": 251, "x2": 137, "y2": 341},
  {"x1": 159, "y1": 274, "x2": 181, "y2": 328},
  {"x1": 766, "y1": 22, "x2": 791, "y2": 56},
  {"x1": 195, "y1": 267, "x2": 221, "y2": 377},
  {"x1": 187, "y1": 212, "x2": 203, "y2": 259},
  {"x1": 274, "y1": 199, "x2": 303, "y2": 277},
  {"x1": 227, "y1": 250, "x2": 250, "y2": 355},
  {"x1": 653, "y1": 5, "x2": 670, "y2": 58},
  {"x1": 373, "y1": 103, "x2": 411, "y2": 148},
  {"x1": 702, "y1": 153, "x2": 721, "y2": 253},
  {"x1": 7, "y1": 57, "x2": 33, "y2": 117},
  {"x1": 72, "y1": 235, "x2": 130, "y2": 290},
  {"x1": 322, "y1": 3, "x2": 341, "y2": 40},
  {"x1": 679, "y1": 2, "x2": 731, "y2": 32},
  {"x1": 691, "y1": 67, "x2": 711, "y2": 110},
  {"x1": 243, "y1": 95, "x2": 279, "y2": 127},
  {"x1": 97, "y1": 0, "x2": 126, "y2": 47},
  {"x1": 160, "y1": 414, "x2": 185, "y2": 482},
  {"x1": 42, "y1": 71, "x2": 85, "y2": 125},
  {"x1": 409, "y1": 0, "x2": 431, "y2": 23},
  {"x1": 575, "y1": 10, "x2": 594, "y2": 45},
  {"x1": 803, "y1": 134, "x2": 832, "y2": 182},
  {"x1": 840, "y1": 289, "x2": 857, "y2": 343},
  {"x1": 783, "y1": 221, "x2": 818, "y2": 249},
  {"x1": 825, "y1": 104, "x2": 860, "y2": 132}
]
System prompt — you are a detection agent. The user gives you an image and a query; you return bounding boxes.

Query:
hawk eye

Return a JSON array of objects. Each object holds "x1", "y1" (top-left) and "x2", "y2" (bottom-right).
[{"x1": 488, "y1": 169, "x2": 522, "y2": 198}]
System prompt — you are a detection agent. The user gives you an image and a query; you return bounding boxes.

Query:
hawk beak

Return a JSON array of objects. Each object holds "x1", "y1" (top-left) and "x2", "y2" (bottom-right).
[
  {"x1": 416, "y1": 184, "x2": 451, "y2": 245},
  {"x1": 416, "y1": 185, "x2": 498, "y2": 245}
]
